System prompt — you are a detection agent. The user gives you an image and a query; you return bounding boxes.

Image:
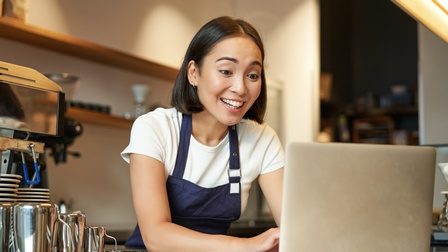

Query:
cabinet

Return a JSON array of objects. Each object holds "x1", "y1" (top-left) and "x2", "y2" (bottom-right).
[
  {"x1": 0, "y1": 17, "x2": 179, "y2": 128},
  {"x1": 320, "y1": 0, "x2": 419, "y2": 144},
  {"x1": 345, "y1": 107, "x2": 419, "y2": 145},
  {"x1": 352, "y1": 116, "x2": 394, "y2": 144}
]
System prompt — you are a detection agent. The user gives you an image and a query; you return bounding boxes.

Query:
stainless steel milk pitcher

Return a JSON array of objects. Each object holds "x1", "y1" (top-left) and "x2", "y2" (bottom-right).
[
  {"x1": 12, "y1": 203, "x2": 59, "y2": 252},
  {"x1": 84, "y1": 226, "x2": 117, "y2": 252},
  {"x1": 84, "y1": 226, "x2": 105, "y2": 252},
  {"x1": 0, "y1": 203, "x2": 12, "y2": 252},
  {"x1": 54, "y1": 212, "x2": 86, "y2": 252}
]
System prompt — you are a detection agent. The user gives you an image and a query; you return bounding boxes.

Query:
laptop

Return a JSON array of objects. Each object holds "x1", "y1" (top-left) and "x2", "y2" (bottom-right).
[{"x1": 280, "y1": 142, "x2": 436, "y2": 252}]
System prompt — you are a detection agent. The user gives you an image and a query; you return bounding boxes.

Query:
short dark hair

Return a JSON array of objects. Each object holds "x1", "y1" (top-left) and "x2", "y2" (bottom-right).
[
  {"x1": 0, "y1": 83, "x2": 25, "y2": 120},
  {"x1": 170, "y1": 16, "x2": 267, "y2": 124}
]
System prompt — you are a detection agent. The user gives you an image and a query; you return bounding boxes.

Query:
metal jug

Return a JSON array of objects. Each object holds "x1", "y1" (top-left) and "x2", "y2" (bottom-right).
[
  {"x1": 0, "y1": 203, "x2": 12, "y2": 252},
  {"x1": 84, "y1": 226, "x2": 105, "y2": 252},
  {"x1": 84, "y1": 226, "x2": 117, "y2": 252},
  {"x1": 12, "y1": 203, "x2": 59, "y2": 252},
  {"x1": 54, "y1": 211, "x2": 86, "y2": 252}
]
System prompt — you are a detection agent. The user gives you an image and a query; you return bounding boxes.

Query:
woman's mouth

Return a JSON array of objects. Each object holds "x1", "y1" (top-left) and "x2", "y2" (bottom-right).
[{"x1": 221, "y1": 98, "x2": 243, "y2": 109}]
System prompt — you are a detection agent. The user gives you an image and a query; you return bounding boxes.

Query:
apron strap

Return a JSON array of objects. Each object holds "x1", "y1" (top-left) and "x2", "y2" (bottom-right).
[
  {"x1": 228, "y1": 125, "x2": 241, "y2": 194},
  {"x1": 172, "y1": 114, "x2": 241, "y2": 194},
  {"x1": 172, "y1": 114, "x2": 192, "y2": 178}
]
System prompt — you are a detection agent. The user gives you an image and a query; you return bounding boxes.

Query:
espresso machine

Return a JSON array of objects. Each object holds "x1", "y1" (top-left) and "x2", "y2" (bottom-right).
[
  {"x1": 0, "y1": 60, "x2": 64, "y2": 187},
  {"x1": 0, "y1": 60, "x2": 82, "y2": 188},
  {"x1": 0, "y1": 61, "x2": 131, "y2": 252}
]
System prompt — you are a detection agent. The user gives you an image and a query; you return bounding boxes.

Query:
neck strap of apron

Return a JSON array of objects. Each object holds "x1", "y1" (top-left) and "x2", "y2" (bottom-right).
[{"x1": 173, "y1": 114, "x2": 241, "y2": 194}]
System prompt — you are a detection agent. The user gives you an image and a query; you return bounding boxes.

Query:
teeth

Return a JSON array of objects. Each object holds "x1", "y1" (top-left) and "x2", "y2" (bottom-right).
[{"x1": 222, "y1": 98, "x2": 243, "y2": 108}]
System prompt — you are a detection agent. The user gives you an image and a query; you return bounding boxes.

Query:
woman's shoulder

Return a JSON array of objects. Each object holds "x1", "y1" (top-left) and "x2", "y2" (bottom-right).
[
  {"x1": 132, "y1": 107, "x2": 181, "y2": 131},
  {"x1": 135, "y1": 107, "x2": 180, "y2": 123},
  {"x1": 238, "y1": 119, "x2": 277, "y2": 136}
]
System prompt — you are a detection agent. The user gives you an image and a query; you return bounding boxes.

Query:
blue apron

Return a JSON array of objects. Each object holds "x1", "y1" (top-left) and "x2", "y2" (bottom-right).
[{"x1": 125, "y1": 114, "x2": 241, "y2": 248}]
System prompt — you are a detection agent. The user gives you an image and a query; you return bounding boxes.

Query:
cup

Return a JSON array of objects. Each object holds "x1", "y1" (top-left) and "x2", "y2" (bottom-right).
[
  {"x1": 0, "y1": 203, "x2": 12, "y2": 252},
  {"x1": 12, "y1": 203, "x2": 59, "y2": 252},
  {"x1": 54, "y1": 211, "x2": 86, "y2": 252}
]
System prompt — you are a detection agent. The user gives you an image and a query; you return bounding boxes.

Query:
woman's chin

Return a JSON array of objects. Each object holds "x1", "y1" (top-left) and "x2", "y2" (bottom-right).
[{"x1": 221, "y1": 116, "x2": 244, "y2": 126}]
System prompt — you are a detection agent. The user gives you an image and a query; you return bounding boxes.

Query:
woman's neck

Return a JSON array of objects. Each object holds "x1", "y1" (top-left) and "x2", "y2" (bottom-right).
[{"x1": 191, "y1": 113, "x2": 228, "y2": 147}]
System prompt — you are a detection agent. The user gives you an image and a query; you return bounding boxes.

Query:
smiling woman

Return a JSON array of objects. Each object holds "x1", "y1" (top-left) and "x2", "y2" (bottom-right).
[
  {"x1": 120, "y1": 16, "x2": 284, "y2": 252},
  {"x1": 186, "y1": 36, "x2": 263, "y2": 129}
]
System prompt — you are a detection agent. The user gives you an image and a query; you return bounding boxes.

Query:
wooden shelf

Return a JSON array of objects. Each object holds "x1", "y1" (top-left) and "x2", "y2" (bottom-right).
[
  {"x1": 0, "y1": 17, "x2": 178, "y2": 81},
  {"x1": 66, "y1": 107, "x2": 133, "y2": 130},
  {"x1": 345, "y1": 106, "x2": 418, "y2": 117}
]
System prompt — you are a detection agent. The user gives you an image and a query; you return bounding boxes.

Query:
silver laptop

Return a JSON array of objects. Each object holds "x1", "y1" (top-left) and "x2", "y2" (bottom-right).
[{"x1": 280, "y1": 142, "x2": 436, "y2": 252}]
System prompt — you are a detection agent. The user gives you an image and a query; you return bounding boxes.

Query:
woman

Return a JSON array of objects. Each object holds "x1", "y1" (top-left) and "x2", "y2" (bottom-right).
[{"x1": 121, "y1": 16, "x2": 284, "y2": 251}]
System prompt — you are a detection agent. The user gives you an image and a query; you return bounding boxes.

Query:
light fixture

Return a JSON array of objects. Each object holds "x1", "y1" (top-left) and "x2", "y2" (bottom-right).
[
  {"x1": 392, "y1": 0, "x2": 448, "y2": 43},
  {"x1": 434, "y1": 0, "x2": 448, "y2": 14}
]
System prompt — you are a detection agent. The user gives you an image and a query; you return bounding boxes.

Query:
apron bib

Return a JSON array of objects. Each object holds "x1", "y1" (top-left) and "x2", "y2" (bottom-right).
[{"x1": 126, "y1": 114, "x2": 241, "y2": 248}]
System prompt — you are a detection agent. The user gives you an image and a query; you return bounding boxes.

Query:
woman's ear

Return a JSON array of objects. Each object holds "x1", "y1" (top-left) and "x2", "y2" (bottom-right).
[{"x1": 187, "y1": 60, "x2": 198, "y2": 87}]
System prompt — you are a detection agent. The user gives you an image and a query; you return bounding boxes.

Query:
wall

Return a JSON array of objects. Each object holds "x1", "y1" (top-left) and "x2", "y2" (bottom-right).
[
  {"x1": 319, "y1": 0, "x2": 352, "y2": 106},
  {"x1": 417, "y1": 24, "x2": 448, "y2": 209},
  {"x1": 351, "y1": 0, "x2": 418, "y2": 101},
  {"x1": 29, "y1": 0, "x2": 234, "y2": 70},
  {"x1": 1, "y1": 0, "x2": 319, "y2": 233},
  {"x1": 320, "y1": 0, "x2": 418, "y2": 107},
  {"x1": 235, "y1": 0, "x2": 320, "y2": 142},
  {"x1": 418, "y1": 25, "x2": 448, "y2": 146}
]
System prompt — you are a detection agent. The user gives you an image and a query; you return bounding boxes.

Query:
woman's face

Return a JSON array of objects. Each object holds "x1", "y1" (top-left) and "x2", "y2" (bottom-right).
[{"x1": 187, "y1": 36, "x2": 263, "y2": 126}]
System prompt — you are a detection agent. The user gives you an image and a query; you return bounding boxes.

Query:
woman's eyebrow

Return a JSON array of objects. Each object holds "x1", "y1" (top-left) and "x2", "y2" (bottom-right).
[
  {"x1": 216, "y1": 57, "x2": 262, "y2": 67},
  {"x1": 216, "y1": 56, "x2": 238, "y2": 63}
]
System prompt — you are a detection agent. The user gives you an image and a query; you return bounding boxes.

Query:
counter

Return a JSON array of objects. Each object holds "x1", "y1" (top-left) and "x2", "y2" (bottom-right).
[{"x1": 105, "y1": 245, "x2": 146, "y2": 252}]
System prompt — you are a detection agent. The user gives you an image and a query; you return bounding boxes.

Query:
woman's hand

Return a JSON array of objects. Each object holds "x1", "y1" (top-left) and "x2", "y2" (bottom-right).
[{"x1": 240, "y1": 228, "x2": 280, "y2": 252}]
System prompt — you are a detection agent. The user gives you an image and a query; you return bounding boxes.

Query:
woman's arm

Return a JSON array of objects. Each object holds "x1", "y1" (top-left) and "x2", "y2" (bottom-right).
[
  {"x1": 130, "y1": 153, "x2": 280, "y2": 252},
  {"x1": 258, "y1": 168, "x2": 284, "y2": 226}
]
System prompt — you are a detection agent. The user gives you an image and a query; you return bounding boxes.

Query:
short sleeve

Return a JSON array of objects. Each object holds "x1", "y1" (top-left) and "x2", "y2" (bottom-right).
[
  {"x1": 121, "y1": 108, "x2": 180, "y2": 164},
  {"x1": 259, "y1": 125, "x2": 285, "y2": 174}
]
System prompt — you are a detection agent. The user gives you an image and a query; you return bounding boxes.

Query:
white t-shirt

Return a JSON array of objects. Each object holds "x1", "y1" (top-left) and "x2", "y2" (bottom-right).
[{"x1": 121, "y1": 107, "x2": 285, "y2": 212}]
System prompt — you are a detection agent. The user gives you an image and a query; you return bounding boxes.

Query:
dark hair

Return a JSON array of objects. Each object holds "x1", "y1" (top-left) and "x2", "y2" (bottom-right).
[
  {"x1": 170, "y1": 16, "x2": 267, "y2": 124},
  {"x1": 0, "y1": 82, "x2": 25, "y2": 120}
]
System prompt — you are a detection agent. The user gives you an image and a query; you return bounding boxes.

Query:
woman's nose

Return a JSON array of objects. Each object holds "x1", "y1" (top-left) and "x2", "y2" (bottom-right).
[{"x1": 229, "y1": 76, "x2": 248, "y2": 95}]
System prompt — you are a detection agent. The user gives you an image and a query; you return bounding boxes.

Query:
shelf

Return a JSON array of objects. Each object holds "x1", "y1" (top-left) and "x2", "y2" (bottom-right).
[
  {"x1": 346, "y1": 106, "x2": 418, "y2": 117},
  {"x1": 352, "y1": 116, "x2": 395, "y2": 144},
  {"x1": 66, "y1": 107, "x2": 133, "y2": 130},
  {"x1": 0, "y1": 17, "x2": 179, "y2": 81}
]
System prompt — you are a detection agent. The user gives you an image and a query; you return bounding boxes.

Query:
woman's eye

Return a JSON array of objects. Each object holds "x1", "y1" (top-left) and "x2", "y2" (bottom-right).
[
  {"x1": 247, "y1": 73, "x2": 259, "y2": 80},
  {"x1": 219, "y1": 70, "x2": 232, "y2": 76}
]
